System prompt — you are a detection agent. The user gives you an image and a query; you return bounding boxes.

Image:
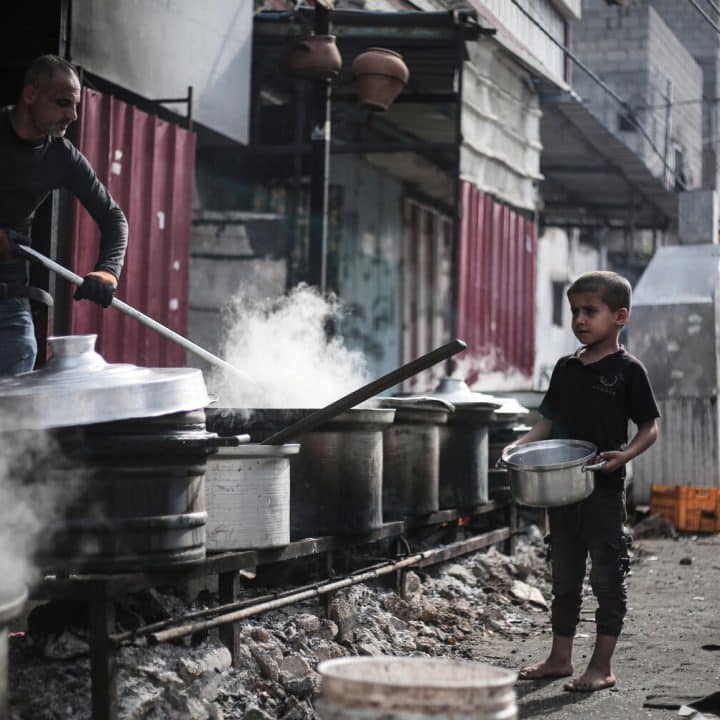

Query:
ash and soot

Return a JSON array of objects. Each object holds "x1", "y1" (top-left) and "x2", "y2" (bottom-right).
[
  {"x1": 9, "y1": 535, "x2": 551, "y2": 720},
  {"x1": 210, "y1": 286, "x2": 369, "y2": 408}
]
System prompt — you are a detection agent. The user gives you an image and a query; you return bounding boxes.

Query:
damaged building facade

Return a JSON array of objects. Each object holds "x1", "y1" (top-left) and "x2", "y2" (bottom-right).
[{"x1": 0, "y1": 0, "x2": 710, "y2": 401}]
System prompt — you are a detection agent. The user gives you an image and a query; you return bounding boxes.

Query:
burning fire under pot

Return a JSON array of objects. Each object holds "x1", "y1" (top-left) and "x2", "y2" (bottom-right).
[{"x1": 0, "y1": 335, "x2": 244, "y2": 573}]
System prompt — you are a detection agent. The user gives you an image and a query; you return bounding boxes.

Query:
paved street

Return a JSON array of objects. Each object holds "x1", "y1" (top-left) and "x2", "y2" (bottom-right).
[{"x1": 474, "y1": 535, "x2": 720, "y2": 719}]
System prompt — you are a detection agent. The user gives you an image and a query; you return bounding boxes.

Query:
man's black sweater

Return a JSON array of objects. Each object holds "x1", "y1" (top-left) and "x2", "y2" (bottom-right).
[{"x1": 0, "y1": 107, "x2": 127, "y2": 285}]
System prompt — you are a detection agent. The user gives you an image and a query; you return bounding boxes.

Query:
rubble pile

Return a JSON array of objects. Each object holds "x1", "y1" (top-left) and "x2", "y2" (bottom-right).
[{"x1": 9, "y1": 530, "x2": 554, "y2": 720}]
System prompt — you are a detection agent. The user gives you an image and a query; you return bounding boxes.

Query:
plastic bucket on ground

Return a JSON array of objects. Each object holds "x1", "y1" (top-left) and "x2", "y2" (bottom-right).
[{"x1": 317, "y1": 656, "x2": 518, "y2": 719}]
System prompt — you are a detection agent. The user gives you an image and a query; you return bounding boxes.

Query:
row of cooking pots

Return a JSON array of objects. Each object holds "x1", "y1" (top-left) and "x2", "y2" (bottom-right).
[
  {"x1": 203, "y1": 390, "x2": 528, "y2": 552},
  {"x1": 0, "y1": 336, "x2": 528, "y2": 575}
]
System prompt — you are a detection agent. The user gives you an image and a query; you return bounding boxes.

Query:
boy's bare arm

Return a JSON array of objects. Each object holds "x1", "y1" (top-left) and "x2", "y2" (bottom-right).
[
  {"x1": 500, "y1": 419, "x2": 552, "y2": 457},
  {"x1": 515, "y1": 418, "x2": 552, "y2": 446},
  {"x1": 598, "y1": 418, "x2": 659, "y2": 473}
]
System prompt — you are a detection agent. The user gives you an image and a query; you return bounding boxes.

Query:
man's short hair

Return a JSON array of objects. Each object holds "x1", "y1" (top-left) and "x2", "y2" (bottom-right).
[
  {"x1": 567, "y1": 271, "x2": 632, "y2": 311},
  {"x1": 24, "y1": 55, "x2": 79, "y2": 87}
]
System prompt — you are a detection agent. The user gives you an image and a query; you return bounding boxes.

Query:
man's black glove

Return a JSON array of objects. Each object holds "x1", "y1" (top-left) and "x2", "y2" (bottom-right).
[{"x1": 73, "y1": 275, "x2": 116, "y2": 308}]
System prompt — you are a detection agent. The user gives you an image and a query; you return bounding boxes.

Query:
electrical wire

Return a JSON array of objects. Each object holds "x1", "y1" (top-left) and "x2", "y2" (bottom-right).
[
  {"x1": 704, "y1": 0, "x2": 720, "y2": 19},
  {"x1": 687, "y1": 0, "x2": 720, "y2": 34},
  {"x1": 508, "y1": 0, "x2": 680, "y2": 184}
]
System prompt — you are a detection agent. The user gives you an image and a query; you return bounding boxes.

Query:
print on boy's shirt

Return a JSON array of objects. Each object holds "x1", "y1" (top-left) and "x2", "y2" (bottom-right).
[{"x1": 592, "y1": 373, "x2": 624, "y2": 397}]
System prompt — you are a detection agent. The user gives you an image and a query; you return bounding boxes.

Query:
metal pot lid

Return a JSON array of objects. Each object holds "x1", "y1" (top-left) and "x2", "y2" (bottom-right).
[
  {"x1": 380, "y1": 396, "x2": 454, "y2": 411},
  {"x1": 430, "y1": 377, "x2": 503, "y2": 409},
  {"x1": 212, "y1": 443, "x2": 301, "y2": 458},
  {"x1": 491, "y1": 397, "x2": 530, "y2": 416},
  {"x1": 0, "y1": 335, "x2": 210, "y2": 431}
]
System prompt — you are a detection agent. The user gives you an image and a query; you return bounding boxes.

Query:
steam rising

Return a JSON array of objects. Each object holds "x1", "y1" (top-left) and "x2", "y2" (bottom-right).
[
  {"x1": 0, "y1": 432, "x2": 66, "y2": 594},
  {"x1": 452, "y1": 349, "x2": 530, "y2": 392},
  {"x1": 211, "y1": 286, "x2": 370, "y2": 408}
]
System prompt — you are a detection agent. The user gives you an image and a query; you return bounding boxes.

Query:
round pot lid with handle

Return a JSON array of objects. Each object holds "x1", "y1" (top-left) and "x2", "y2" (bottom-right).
[
  {"x1": 378, "y1": 396, "x2": 452, "y2": 424},
  {"x1": 429, "y1": 377, "x2": 503, "y2": 410},
  {"x1": 0, "y1": 335, "x2": 210, "y2": 431},
  {"x1": 489, "y1": 396, "x2": 530, "y2": 424}
]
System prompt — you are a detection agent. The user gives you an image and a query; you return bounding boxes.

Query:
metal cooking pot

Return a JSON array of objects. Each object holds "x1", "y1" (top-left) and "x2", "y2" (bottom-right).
[
  {"x1": 501, "y1": 440, "x2": 606, "y2": 507},
  {"x1": 205, "y1": 443, "x2": 300, "y2": 550}
]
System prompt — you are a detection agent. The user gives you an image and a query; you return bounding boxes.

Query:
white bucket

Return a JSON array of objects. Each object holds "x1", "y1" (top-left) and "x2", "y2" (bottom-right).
[
  {"x1": 317, "y1": 656, "x2": 518, "y2": 720},
  {"x1": 205, "y1": 444, "x2": 299, "y2": 550}
]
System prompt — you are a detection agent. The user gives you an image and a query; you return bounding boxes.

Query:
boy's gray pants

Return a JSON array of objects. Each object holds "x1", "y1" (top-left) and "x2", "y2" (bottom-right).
[{"x1": 548, "y1": 489, "x2": 629, "y2": 638}]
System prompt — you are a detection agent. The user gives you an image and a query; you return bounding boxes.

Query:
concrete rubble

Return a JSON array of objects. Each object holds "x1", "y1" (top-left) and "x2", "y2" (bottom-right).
[{"x1": 9, "y1": 530, "x2": 553, "y2": 720}]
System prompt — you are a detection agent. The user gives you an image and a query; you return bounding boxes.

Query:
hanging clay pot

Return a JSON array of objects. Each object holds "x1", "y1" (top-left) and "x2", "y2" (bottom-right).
[
  {"x1": 280, "y1": 34, "x2": 342, "y2": 80},
  {"x1": 351, "y1": 47, "x2": 409, "y2": 111}
]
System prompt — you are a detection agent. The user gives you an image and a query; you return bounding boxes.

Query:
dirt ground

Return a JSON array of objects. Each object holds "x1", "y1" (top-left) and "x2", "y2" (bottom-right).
[{"x1": 469, "y1": 534, "x2": 720, "y2": 719}]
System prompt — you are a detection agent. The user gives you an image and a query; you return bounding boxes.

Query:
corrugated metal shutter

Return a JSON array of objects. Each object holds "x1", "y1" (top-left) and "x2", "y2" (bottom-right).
[
  {"x1": 457, "y1": 182, "x2": 536, "y2": 380},
  {"x1": 633, "y1": 398, "x2": 720, "y2": 503},
  {"x1": 67, "y1": 87, "x2": 195, "y2": 366}
]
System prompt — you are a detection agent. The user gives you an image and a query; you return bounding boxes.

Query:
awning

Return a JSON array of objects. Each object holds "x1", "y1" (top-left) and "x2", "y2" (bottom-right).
[{"x1": 540, "y1": 91, "x2": 678, "y2": 230}]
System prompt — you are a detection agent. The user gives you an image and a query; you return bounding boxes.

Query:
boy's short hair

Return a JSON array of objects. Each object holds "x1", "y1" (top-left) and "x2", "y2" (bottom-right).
[
  {"x1": 567, "y1": 271, "x2": 632, "y2": 312},
  {"x1": 24, "y1": 55, "x2": 78, "y2": 87}
]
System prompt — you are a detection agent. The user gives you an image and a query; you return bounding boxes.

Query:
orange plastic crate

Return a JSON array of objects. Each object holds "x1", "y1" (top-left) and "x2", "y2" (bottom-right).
[
  {"x1": 650, "y1": 484, "x2": 680, "y2": 526},
  {"x1": 650, "y1": 485, "x2": 719, "y2": 532}
]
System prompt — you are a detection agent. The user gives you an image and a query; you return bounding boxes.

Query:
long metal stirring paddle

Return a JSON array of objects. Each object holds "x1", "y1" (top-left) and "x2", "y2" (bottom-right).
[{"x1": 17, "y1": 243, "x2": 257, "y2": 385}]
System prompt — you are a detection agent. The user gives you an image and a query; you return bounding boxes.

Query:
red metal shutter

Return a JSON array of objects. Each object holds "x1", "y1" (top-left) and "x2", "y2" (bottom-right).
[
  {"x1": 67, "y1": 87, "x2": 195, "y2": 366},
  {"x1": 457, "y1": 182, "x2": 536, "y2": 381}
]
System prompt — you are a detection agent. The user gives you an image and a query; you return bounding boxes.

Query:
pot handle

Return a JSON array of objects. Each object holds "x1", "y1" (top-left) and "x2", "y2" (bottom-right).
[{"x1": 582, "y1": 460, "x2": 608, "y2": 472}]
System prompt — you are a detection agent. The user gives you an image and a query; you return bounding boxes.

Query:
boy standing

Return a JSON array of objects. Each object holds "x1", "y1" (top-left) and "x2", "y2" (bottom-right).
[{"x1": 509, "y1": 271, "x2": 659, "y2": 692}]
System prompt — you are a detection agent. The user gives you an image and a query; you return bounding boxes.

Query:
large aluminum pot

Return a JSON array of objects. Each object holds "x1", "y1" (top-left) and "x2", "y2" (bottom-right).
[
  {"x1": 501, "y1": 440, "x2": 606, "y2": 507},
  {"x1": 381, "y1": 402, "x2": 449, "y2": 519}
]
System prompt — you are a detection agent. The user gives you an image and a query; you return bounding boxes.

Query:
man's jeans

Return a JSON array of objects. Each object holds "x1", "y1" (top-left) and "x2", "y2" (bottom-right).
[{"x1": 0, "y1": 298, "x2": 37, "y2": 375}]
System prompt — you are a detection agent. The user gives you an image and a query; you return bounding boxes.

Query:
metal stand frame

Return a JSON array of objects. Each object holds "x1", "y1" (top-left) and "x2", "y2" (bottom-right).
[{"x1": 30, "y1": 501, "x2": 517, "y2": 720}]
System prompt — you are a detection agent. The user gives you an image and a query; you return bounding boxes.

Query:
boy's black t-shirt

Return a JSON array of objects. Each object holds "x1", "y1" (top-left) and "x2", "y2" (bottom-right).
[{"x1": 539, "y1": 346, "x2": 660, "y2": 493}]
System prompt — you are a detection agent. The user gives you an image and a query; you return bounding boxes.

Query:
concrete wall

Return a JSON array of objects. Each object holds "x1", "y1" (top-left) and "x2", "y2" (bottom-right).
[
  {"x1": 461, "y1": 39, "x2": 543, "y2": 211},
  {"x1": 647, "y1": 0, "x2": 720, "y2": 189},
  {"x1": 571, "y1": 1, "x2": 703, "y2": 189},
  {"x1": 187, "y1": 212, "x2": 287, "y2": 372},
  {"x1": 332, "y1": 156, "x2": 404, "y2": 381},
  {"x1": 533, "y1": 228, "x2": 600, "y2": 389},
  {"x1": 71, "y1": 0, "x2": 252, "y2": 144}
]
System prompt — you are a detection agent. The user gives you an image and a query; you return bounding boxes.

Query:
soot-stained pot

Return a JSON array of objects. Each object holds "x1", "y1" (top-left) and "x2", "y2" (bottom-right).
[
  {"x1": 429, "y1": 378, "x2": 502, "y2": 509},
  {"x1": 0, "y1": 336, "x2": 235, "y2": 573},
  {"x1": 207, "y1": 407, "x2": 396, "y2": 539},
  {"x1": 28, "y1": 409, "x2": 242, "y2": 573},
  {"x1": 379, "y1": 399, "x2": 450, "y2": 519}
]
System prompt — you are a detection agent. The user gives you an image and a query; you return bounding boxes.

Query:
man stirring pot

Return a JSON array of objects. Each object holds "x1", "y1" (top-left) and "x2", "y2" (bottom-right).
[{"x1": 0, "y1": 54, "x2": 128, "y2": 375}]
